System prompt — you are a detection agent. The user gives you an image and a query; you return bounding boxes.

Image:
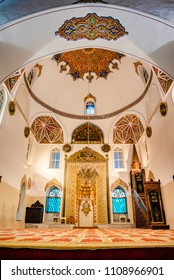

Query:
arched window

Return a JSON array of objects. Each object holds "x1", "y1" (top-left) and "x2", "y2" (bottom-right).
[
  {"x1": 86, "y1": 100, "x2": 95, "y2": 115},
  {"x1": 27, "y1": 64, "x2": 43, "y2": 87},
  {"x1": 84, "y1": 93, "x2": 96, "y2": 115},
  {"x1": 49, "y1": 147, "x2": 60, "y2": 168},
  {"x1": 112, "y1": 187, "x2": 127, "y2": 214},
  {"x1": 134, "y1": 62, "x2": 149, "y2": 84},
  {"x1": 45, "y1": 187, "x2": 61, "y2": 213},
  {"x1": 114, "y1": 147, "x2": 124, "y2": 169},
  {"x1": 0, "y1": 88, "x2": 7, "y2": 125}
]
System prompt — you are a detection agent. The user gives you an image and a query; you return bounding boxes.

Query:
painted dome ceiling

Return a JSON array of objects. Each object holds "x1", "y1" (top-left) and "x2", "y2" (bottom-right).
[{"x1": 25, "y1": 48, "x2": 151, "y2": 119}]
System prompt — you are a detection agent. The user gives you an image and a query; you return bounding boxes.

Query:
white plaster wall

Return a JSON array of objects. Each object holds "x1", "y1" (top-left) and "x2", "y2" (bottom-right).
[
  {"x1": 28, "y1": 141, "x2": 65, "y2": 198},
  {"x1": 161, "y1": 181, "x2": 174, "y2": 229},
  {"x1": 144, "y1": 92, "x2": 174, "y2": 185},
  {"x1": 0, "y1": 94, "x2": 29, "y2": 189},
  {"x1": 138, "y1": 86, "x2": 174, "y2": 227}
]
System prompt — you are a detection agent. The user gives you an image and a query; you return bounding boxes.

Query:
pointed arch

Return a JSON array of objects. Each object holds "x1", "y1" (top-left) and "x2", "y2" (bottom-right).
[
  {"x1": 45, "y1": 178, "x2": 62, "y2": 191},
  {"x1": 111, "y1": 178, "x2": 129, "y2": 191},
  {"x1": 71, "y1": 122, "x2": 104, "y2": 144}
]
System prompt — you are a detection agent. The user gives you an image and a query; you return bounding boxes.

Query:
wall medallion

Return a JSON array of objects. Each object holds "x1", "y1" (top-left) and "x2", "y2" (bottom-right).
[
  {"x1": 24, "y1": 127, "x2": 30, "y2": 138},
  {"x1": 159, "y1": 102, "x2": 168, "y2": 117},
  {"x1": 8, "y1": 101, "x2": 16, "y2": 116},
  {"x1": 56, "y1": 13, "x2": 128, "y2": 41},
  {"x1": 101, "y1": 144, "x2": 110, "y2": 153},
  {"x1": 146, "y1": 126, "x2": 152, "y2": 138},
  {"x1": 63, "y1": 143, "x2": 72, "y2": 153}
]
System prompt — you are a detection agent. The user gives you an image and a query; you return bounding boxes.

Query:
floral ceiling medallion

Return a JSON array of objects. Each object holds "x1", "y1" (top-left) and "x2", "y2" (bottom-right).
[
  {"x1": 52, "y1": 48, "x2": 125, "y2": 82},
  {"x1": 55, "y1": 13, "x2": 128, "y2": 41}
]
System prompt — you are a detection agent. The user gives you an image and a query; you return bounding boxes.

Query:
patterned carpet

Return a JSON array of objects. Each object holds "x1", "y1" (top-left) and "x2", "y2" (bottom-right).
[{"x1": 0, "y1": 228, "x2": 174, "y2": 250}]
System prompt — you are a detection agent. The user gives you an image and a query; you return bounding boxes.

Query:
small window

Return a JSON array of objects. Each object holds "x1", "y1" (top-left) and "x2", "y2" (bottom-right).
[
  {"x1": 46, "y1": 187, "x2": 61, "y2": 213},
  {"x1": 49, "y1": 147, "x2": 60, "y2": 168},
  {"x1": 84, "y1": 93, "x2": 96, "y2": 115},
  {"x1": 86, "y1": 100, "x2": 95, "y2": 115},
  {"x1": 114, "y1": 147, "x2": 124, "y2": 169},
  {"x1": 112, "y1": 187, "x2": 127, "y2": 214}
]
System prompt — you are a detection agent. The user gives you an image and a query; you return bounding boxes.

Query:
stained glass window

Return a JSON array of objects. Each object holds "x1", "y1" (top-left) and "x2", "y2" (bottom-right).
[
  {"x1": 86, "y1": 101, "x2": 95, "y2": 115},
  {"x1": 46, "y1": 187, "x2": 61, "y2": 213},
  {"x1": 114, "y1": 147, "x2": 124, "y2": 169},
  {"x1": 112, "y1": 187, "x2": 127, "y2": 214},
  {"x1": 49, "y1": 147, "x2": 60, "y2": 168}
]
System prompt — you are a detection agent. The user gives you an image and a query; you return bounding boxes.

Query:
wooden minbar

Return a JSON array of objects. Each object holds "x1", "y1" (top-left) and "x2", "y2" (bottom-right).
[{"x1": 144, "y1": 180, "x2": 169, "y2": 229}]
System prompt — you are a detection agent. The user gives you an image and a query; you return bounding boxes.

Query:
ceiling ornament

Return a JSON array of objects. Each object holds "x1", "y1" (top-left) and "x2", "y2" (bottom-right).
[
  {"x1": 31, "y1": 116, "x2": 64, "y2": 144},
  {"x1": 34, "y1": 64, "x2": 43, "y2": 78},
  {"x1": 72, "y1": 122, "x2": 104, "y2": 144},
  {"x1": 134, "y1": 61, "x2": 143, "y2": 75},
  {"x1": 5, "y1": 68, "x2": 25, "y2": 92},
  {"x1": 113, "y1": 114, "x2": 144, "y2": 144},
  {"x1": 152, "y1": 66, "x2": 173, "y2": 94},
  {"x1": 52, "y1": 48, "x2": 125, "y2": 82},
  {"x1": 55, "y1": 13, "x2": 128, "y2": 41},
  {"x1": 24, "y1": 70, "x2": 152, "y2": 120}
]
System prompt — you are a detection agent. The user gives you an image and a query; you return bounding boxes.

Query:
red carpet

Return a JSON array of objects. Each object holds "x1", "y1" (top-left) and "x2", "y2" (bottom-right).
[{"x1": 1, "y1": 227, "x2": 174, "y2": 259}]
